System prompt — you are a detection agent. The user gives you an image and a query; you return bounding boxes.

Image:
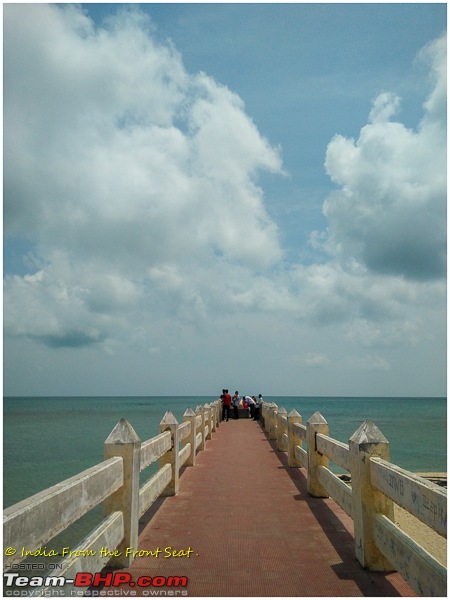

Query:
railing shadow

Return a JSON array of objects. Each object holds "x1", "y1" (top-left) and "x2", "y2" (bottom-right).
[
  {"x1": 260, "y1": 427, "x2": 409, "y2": 597},
  {"x1": 138, "y1": 465, "x2": 190, "y2": 535}
]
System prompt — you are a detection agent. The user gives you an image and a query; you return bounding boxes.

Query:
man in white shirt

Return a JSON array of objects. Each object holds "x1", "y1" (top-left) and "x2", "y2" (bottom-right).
[
  {"x1": 232, "y1": 391, "x2": 240, "y2": 420},
  {"x1": 245, "y1": 395, "x2": 256, "y2": 419}
]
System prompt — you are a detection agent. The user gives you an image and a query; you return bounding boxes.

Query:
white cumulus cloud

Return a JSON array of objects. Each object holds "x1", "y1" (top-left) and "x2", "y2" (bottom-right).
[
  {"x1": 322, "y1": 33, "x2": 446, "y2": 282},
  {"x1": 4, "y1": 4, "x2": 284, "y2": 348},
  {"x1": 3, "y1": 0, "x2": 446, "y2": 400}
]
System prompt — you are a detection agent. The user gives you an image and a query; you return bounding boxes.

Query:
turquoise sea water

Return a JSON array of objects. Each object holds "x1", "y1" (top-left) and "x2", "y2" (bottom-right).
[
  {"x1": 3, "y1": 396, "x2": 447, "y2": 550},
  {"x1": 4, "y1": 395, "x2": 447, "y2": 509}
]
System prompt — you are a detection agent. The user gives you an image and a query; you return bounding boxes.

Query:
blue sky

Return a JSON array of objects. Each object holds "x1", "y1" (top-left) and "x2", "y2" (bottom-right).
[{"x1": 3, "y1": 3, "x2": 446, "y2": 397}]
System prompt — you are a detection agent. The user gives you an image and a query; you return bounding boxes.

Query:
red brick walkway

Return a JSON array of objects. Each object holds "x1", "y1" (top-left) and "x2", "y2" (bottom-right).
[{"x1": 122, "y1": 418, "x2": 416, "y2": 596}]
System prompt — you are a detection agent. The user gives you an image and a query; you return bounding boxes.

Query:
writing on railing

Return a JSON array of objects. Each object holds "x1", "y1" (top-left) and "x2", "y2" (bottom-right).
[
  {"x1": 4, "y1": 398, "x2": 446, "y2": 597},
  {"x1": 260, "y1": 401, "x2": 447, "y2": 597}
]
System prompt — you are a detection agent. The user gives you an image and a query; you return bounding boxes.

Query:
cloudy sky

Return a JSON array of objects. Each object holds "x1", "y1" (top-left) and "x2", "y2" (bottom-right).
[{"x1": 4, "y1": 3, "x2": 446, "y2": 397}]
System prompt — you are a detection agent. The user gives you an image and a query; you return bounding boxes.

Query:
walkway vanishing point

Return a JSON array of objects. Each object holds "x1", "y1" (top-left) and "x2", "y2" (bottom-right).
[
  {"x1": 114, "y1": 416, "x2": 417, "y2": 597},
  {"x1": 4, "y1": 401, "x2": 446, "y2": 597}
]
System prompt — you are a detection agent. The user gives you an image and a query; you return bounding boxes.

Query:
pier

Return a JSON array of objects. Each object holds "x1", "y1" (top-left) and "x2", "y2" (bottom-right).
[{"x1": 3, "y1": 400, "x2": 447, "y2": 597}]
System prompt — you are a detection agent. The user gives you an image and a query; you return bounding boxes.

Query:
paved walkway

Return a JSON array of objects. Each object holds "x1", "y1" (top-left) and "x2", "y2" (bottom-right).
[{"x1": 120, "y1": 418, "x2": 416, "y2": 596}]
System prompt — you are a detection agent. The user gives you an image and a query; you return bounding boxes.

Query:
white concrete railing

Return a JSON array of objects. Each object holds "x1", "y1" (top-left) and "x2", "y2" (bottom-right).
[
  {"x1": 3, "y1": 400, "x2": 222, "y2": 579},
  {"x1": 260, "y1": 401, "x2": 447, "y2": 597}
]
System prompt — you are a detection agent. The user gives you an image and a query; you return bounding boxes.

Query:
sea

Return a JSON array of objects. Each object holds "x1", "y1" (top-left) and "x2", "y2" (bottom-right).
[{"x1": 3, "y1": 395, "x2": 447, "y2": 553}]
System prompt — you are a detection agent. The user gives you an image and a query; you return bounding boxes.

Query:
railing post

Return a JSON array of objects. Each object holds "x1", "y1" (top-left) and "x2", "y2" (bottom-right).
[
  {"x1": 349, "y1": 420, "x2": 394, "y2": 571},
  {"x1": 211, "y1": 401, "x2": 217, "y2": 433},
  {"x1": 182, "y1": 408, "x2": 196, "y2": 467},
  {"x1": 104, "y1": 418, "x2": 141, "y2": 568},
  {"x1": 260, "y1": 401, "x2": 266, "y2": 429},
  {"x1": 216, "y1": 397, "x2": 222, "y2": 426},
  {"x1": 263, "y1": 402, "x2": 270, "y2": 432},
  {"x1": 306, "y1": 411, "x2": 329, "y2": 497},
  {"x1": 195, "y1": 405, "x2": 206, "y2": 451},
  {"x1": 268, "y1": 403, "x2": 278, "y2": 439},
  {"x1": 218, "y1": 399, "x2": 222, "y2": 425},
  {"x1": 159, "y1": 411, "x2": 180, "y2": 496},
  {"x1": 287, "y1": 409, "x2": 302, "y2": 467},
  {"x1": 215, "y1": 400, "x2": 221, "y2": 426},
  {"x1": 204, "y1": 403, "x2": 212, "y2": 440},
  {"x1": 276, "y1": 407, "x2": 288, "y2": 451},
  {"x1": 210, "y1": 402, "x2": 215, "y2": 433}
]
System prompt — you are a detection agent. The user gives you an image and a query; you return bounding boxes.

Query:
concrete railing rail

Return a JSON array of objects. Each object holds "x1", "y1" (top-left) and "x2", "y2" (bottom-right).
[
  {"x1": 260, "y1": 401, "x2": 447, "y2": 597},
  {"x1": 3, "y1": 400, "x2": 222, "y2": 583},
  {"x1": 4, "y1": 398, "x2": 446, "y2": 597}
]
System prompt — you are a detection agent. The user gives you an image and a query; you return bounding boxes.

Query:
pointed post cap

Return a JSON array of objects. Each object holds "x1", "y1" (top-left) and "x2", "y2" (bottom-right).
[
  {"x1": 105, "y1": 418, "x2": 141, "y2": 445},
  {"x1": 195, "y1": 405, "x2": 204, "y2": 412},
  {"x1": 204, "y1": 402, "x2": 210, "y2": 409},
  {"x1": 288, "y1": 409, "x2": 302, "y2": 418},
  {"x1": 349, "y1": 420, "x2": 389, "y2": 445},
  {"x1": 183, "y1": 407, "x2": 196, "y2": 417},
  {"x1": 307, "y1": 411, "x2": 328, "y2": 425},
  {"x1": 278, "y1": 407, "x2": 287, "y2": 415},
  {"x1": 160, "y1": 410, "x2": 179, "y2": 426}
]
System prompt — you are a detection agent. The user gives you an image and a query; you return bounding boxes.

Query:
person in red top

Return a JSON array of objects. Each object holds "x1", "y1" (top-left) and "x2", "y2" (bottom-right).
[{"x1": 221, "y1": 389, "x2": 232, "y2": 422}]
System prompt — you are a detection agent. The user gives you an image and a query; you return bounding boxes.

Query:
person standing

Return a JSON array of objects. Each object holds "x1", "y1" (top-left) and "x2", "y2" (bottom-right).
[
  {"x1": 232, "y1": 391, "x2": 240, "y2": 420},
  {"x1": 254, "y1": 394, "x2": 262, "y2": 421},
  {"x1": 245, "y1": 395, "x2": 256, "y2": 419},
  {"x1": 222, "y1": 389, "x2": 232, "y2": 422}
]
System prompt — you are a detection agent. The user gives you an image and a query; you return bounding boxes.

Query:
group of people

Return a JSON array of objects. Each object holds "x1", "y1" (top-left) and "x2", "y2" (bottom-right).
[{"x1": 220, "y1": 389, "x2": 263, "y2": 422}]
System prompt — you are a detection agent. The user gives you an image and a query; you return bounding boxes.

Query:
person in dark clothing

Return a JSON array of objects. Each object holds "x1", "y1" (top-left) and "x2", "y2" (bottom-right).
[
  {"x1": 222, "y1": 389, "x2": 232, "y2": 421},
  {"x1": 254, "y1": 394, "x2": 262, "y2": 420}
]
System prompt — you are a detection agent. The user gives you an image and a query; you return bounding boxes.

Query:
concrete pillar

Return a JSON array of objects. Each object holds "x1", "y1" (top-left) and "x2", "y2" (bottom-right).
[
  {"x1": 276, "y1": 407, "x2": 288, "y2": 451},
  {"x1": 349, "y1": 420, "x2": 394, "y2": 571},
  {"x1": 216, "y1": 397, "x2": 222, "y2": 425},
  {"x1": 264, "y1": 402, "x2": 273, "y2": 433},
  {"x1": 216, "y1": 400, "x2": 221, "y2": 426},
  {"x1": 306, "y1": 411, "x2": 329, "y2": 497},
  {"x1": 287, "y1": 409, "x2": 302, "y2": 467},
  {"x1": 195, "y1": 405, "x2": 205, "y2": 451},
  {"x1": 104, "y1": 418, "x2": 141, "y2": 567},
  {"x1": 211, "y1": 402, "x2": 217, "y2": 432},
  {"x1": 182, "y1": 408, "x2": 196, "y2": 467},
  {"x1": 159, "y1": 411, "x2": 180, "y2": 496},
  {"x1": 260, "y1": 401, "x2": 266, "y2": 429},
  {"x1": 268, "y1": 403, "x2": 278, "y2": 439},
  {"x1": 204, "y1": 403, "x2": 212, "y2": 440}
]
